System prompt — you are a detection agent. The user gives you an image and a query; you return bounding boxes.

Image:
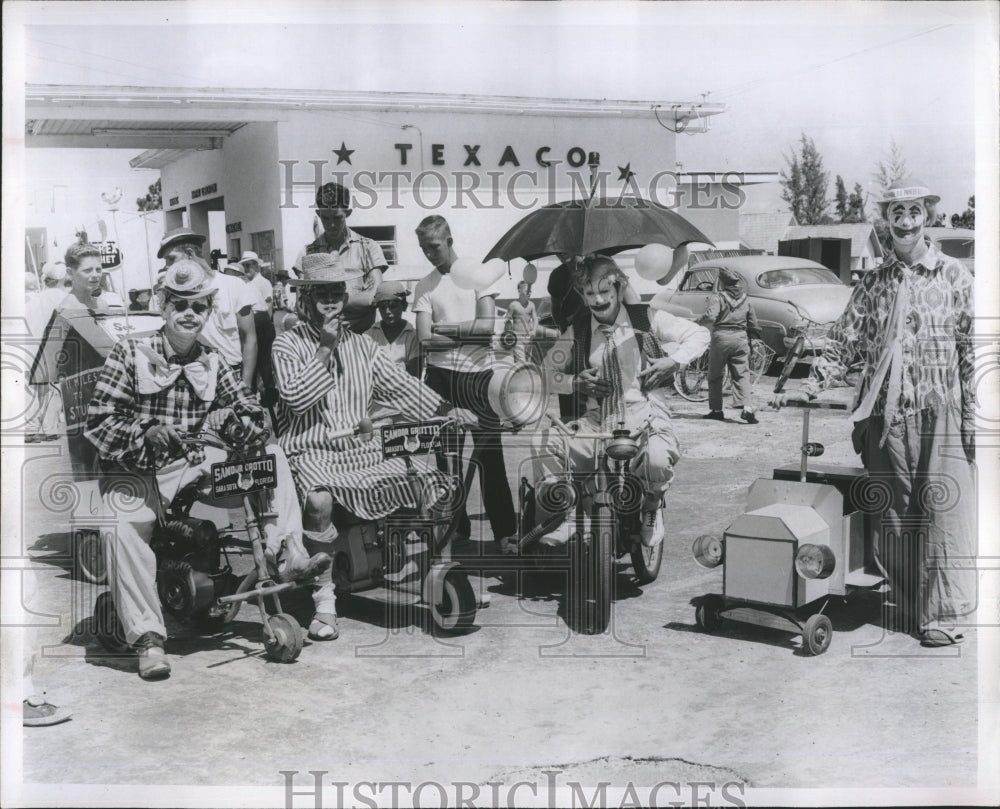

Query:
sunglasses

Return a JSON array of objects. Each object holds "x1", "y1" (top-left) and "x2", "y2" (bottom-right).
[
  {"x1": 169, "y1": 298, "x2": 212, "y2": 314},
  {"x1": 312, "y1": 289, "x2": 347, "y2": 304}
]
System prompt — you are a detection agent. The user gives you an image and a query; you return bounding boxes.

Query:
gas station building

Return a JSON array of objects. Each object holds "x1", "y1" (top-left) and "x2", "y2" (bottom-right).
[{"x1": 27, "y1": 84, "x2": 777, "y2": 288}]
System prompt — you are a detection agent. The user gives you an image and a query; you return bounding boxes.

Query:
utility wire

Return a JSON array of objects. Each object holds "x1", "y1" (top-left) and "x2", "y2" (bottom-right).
[{"x1": 711, "y1": 24, "x2": 951, "y2": 101}]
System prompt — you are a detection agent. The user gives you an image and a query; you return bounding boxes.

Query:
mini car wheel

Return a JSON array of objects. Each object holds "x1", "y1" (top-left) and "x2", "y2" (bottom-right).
[
  {"x1": 803, "y1": 613, "x2": 833, "y2": 655},
  {"x1": 431, "y1": 569, "x2": 477, "y2": 634},
  {"x1": 695, "y1": 594, "x2": 725, "y2": 632},
  {"x1": 76, "y1": 530, "x2": 107, "y2": 585},
  {"x1": 93, "y1": 591, "x2": 131, "y2": 654},
  {"x1": 263, "y1": 612, "x2": 303, "y2": 663}
]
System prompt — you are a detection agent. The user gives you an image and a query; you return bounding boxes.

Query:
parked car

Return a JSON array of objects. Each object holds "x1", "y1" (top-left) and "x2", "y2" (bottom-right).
[
  {"x1": 651, "y1": 255, "x2": 852, "y2": 363},
  {"x1": 926, "y1": 227, "x2": 974, "y2": 274}
]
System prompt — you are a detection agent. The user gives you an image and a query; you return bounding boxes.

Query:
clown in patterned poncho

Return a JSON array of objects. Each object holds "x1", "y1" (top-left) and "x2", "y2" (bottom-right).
[{"x1": 795, "y1": 179, "x2": 976, "y2": 647}]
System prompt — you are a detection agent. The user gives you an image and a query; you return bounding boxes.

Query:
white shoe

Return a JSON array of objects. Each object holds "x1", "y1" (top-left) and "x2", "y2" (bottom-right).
[
  {"x1": 639, "y1": 508, "x2": 664, "y2": 548},
  {"x1": 538, "y1": 519, "x2": 574, "y2": 547}
]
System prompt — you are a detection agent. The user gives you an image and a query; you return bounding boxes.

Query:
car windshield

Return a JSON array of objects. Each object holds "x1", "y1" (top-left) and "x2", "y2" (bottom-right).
[
  {"x1": 756, "y1": 267, "x2": 841, "y2": 288},
  {"x1": 935, "y1": 237, "x2": 974, "y2": 259}
]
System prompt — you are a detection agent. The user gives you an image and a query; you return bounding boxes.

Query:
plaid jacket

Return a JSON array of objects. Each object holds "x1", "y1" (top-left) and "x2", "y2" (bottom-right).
[{"x1": 85, "y1": 329, "x2": 261, "y2": 471}]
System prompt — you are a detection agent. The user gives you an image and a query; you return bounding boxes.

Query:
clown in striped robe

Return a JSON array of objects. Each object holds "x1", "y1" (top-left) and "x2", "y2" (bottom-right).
[{"x1": 272, "y1": 321, "x2": 450, "y2": 520}]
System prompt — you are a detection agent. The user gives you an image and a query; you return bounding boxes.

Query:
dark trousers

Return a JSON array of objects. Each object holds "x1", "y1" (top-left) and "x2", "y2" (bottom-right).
[
  {"x1": 254, "y1": 311, "x2": 276, "y2": 392},
  {"x1": 423, "y1": 365, "x2": 517, "y2": 541}
]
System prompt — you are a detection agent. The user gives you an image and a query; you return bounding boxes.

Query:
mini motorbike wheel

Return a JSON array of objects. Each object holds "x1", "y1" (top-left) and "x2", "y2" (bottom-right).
[
  {"x1": 263, "y1": 612, "x2": 303, "y2": 663},
  {"x1": 630, "y1": 541, "x2": 663, "y2": 585},
  {"x1": 431, "y1": 569, "x2": 477, "y2": 634},
  {"x1": 695, "y1": 594, "x2": 725, "y2": 632},
  {"x1": 673, "y1": 351, "x2": 710, "y2": 402},
  {"x1": 802, "y1": 613, "x2": 833, "y2": 656},
  {"x1": 218, "y1": 569, "x2": 259, "y2": 624},
  {"x1": 93, "y1": 591, "x2": 131, "y2": 654},
  {"x1": 75, "y1": 529, "x2": 107, "y2": 585},
  {"x1": 571, "y1": 507, "x2": 613, "y2": 635}
]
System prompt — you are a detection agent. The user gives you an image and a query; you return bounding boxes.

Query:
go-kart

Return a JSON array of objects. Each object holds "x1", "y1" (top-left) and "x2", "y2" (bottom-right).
[
  {"x1": 93, "y1": 412, "x2": 318, "y2": 663},
  {"x1": 324, "y1": 417, "x2": 480, "y2": 634},
  {"x1": 495, "y1": 415, "x2": 664, "y2": 635},
  {"x1": 690, "y1": 345, "x2": 885, "y2": 655}
]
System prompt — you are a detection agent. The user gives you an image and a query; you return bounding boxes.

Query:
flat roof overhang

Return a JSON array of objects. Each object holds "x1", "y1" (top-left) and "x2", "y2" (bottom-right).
[{"x1": 26, "y1": 83, "x2": 726, "y2": 152}]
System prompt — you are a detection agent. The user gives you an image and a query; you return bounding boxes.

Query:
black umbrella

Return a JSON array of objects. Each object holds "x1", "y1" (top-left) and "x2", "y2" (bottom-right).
[{"x1": 483, "y1": 196, "x2": 713, "y2": 262}]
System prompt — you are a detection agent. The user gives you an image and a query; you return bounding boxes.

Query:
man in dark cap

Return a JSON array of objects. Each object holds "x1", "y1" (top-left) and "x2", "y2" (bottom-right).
[
  {"x1": 156, "y1": 227, "x2": 207, "y2": 265},
  {"x1": 699, "y1": 265, "x2": 762, "y2": 423},
  {"x1": 292, "y1": 182, "x2": 388, "y2": 333}
]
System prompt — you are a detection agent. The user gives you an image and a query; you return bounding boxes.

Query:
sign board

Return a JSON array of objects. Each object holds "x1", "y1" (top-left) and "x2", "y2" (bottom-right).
[
  {"x1": 211, "y1": 454, "x2": 278, "y2": 497},
  {"x1": 31, "y1": 310, "x2": 163, "y2": 479},
  {"x1": 100, "y1": 241, "x2": 124, "y2": 269},
  {"x1": 380, "y1": 420, "x2": 443, "y2": 460}
]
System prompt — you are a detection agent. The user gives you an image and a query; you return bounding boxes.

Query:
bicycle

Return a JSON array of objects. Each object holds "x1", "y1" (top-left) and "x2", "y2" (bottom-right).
[{"x1": 672, "y1": 339, "x2": 775, "y2": 403}]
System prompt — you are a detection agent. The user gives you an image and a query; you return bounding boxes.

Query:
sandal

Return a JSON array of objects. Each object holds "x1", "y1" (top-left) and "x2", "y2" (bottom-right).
[
  {"x1": 308, "y1": 612, "x2": 339, "y2": 641},
  {"x1": 919, "y1": 627, "x2": 965, "y2": 647}
]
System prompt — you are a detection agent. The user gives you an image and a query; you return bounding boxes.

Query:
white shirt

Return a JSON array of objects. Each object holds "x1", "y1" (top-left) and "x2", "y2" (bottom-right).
[
  {"x1": 198, "y1": 272, "x2": 256, "y2": 366},
  {"x1": 542, "y1": 306, "x2": 710, "y2": 410},
  {"x1": 249, "y1": 274, "x2": 272, "y2": 313},
  {"x1": 411, "y1": 269, "x2": 497, "y2": 373}
]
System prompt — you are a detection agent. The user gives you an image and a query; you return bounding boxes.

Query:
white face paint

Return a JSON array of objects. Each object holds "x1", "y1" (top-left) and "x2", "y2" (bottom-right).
[{"x1": 888, "y1": 200, "x2": 927, "y2": 252}]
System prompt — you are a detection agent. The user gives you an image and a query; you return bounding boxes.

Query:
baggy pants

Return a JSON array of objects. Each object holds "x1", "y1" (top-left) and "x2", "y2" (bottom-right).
[
  {"x1": 863, "y1": 407, "x2": 977, "y2": 633},
  {"x1": 708, "y1": 330, "x2": 751, "y2": 412},
  {"x1": 99, "y1": 443, "x2": 303, "y2": 645},
  {"x1": 530, "y1": 397, "x2": 681, "y2": 530}
]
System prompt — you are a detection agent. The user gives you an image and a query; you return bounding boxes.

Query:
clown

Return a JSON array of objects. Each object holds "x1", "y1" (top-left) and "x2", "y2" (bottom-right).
[
  {"x1": 777, "y1": 180, "x2": 976, "y2": 647},
  {"x1": 531, "y1": 256, "x2": 710, "y2": 547}
]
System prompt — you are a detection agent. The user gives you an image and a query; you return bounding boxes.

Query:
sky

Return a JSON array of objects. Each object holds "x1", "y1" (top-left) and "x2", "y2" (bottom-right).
[{"x1": 5, "y1": 1, "x2": 997, "y2": 235}]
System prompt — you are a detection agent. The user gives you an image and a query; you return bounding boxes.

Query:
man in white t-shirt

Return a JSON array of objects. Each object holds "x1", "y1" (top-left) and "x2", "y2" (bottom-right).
[
  {"x1": 239, "y1": 251, "x2": 277, "y2": 401},
  {"x1": 412, "y1": 215, "x2": 516, "y2": 545}
]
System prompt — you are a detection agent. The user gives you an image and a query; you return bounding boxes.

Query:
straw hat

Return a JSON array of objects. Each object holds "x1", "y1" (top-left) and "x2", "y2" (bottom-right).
[
  {"x1": 162, "y1": 259, "x2": 217, "y2": 299},
  {"x1": 287, "y1": 252, "x2": 362, "y2": 286}
]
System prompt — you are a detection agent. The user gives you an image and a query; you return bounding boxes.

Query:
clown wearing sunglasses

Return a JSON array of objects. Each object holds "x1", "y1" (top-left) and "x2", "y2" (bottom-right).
[{"x1": 86, "y1": 259, "x2": 330, "y2": 680}]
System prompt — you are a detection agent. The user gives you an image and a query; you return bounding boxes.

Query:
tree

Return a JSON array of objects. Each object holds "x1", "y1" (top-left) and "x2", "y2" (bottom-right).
[
  {"x1": 873, "y1": 137, "x2": 908, "y2": 194},
  {"x1": 835, "y1": 175, "x2": 849, "y2": 221},
  {"x1": 137, "y1": 178, "x2": 162, "y2": 211},
  {"x1": 781, "y1": 134, "x2": 829, "y2": 225},
  {"x1": 951, "y1": 195, "x2": 975, "y2": 229},
  {"x1": 848, "y1": 182, "x2": 866, "y2": 223}
]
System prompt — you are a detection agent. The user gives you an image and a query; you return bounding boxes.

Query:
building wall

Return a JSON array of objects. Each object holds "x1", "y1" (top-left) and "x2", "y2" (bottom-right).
[{"x1": 162, "y1": 107, "x2": 743, "y2": 281}]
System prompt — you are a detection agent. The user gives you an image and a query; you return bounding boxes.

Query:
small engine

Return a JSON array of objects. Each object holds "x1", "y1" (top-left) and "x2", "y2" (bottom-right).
[{"x1": 153, "y1": 518, "x2": 236, "y2": 621}]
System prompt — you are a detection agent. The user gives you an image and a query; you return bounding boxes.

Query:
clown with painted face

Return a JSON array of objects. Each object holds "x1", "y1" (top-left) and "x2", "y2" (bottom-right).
[
  {"x1": 532, "y1": 256, "x2": 710, "y2": 548},
  {"x1": 791, "y1": 180, "x2": 976, "y2": 647}
]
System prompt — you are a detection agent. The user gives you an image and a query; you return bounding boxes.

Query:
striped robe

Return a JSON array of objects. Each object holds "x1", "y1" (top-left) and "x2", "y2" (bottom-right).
[{"x1": 272, "y1": 322, "x2": 447, "y2": 519}]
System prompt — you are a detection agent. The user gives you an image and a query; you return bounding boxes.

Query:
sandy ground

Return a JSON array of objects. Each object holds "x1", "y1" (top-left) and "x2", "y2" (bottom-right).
[{"x1": 8, "y1": 373, "x2": 983, "y2": 803}]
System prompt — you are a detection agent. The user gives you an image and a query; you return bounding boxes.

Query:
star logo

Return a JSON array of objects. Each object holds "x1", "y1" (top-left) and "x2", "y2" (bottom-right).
[
  {"x1": 333, "y1": 142, "x2": 355, "y2": 165},
  {"x1": 617, "y1": 163, "x2": 635, "y2": 182}
]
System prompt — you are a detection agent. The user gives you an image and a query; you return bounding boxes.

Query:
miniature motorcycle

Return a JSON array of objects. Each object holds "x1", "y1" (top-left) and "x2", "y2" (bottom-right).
[
  {"x1": 93, "y1": 412, "x2": 316, "y2": 663},
  {"x1": 325, "y1": 417, "x2": 480, "y2": 634},
  {"x1": 496, "y1": 414, "x2": 664, "y2": 635}
]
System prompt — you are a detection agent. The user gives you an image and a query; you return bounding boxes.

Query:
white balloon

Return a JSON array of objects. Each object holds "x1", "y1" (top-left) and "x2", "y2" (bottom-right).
[
  {"x1": 635, "y1": 243, "x2": 674, "y2": 281},
  {"x1": 522, "y1": 262, "x2": 538, "y2": 285},
  {"x1": 451, "y1": 257, "x2": 507, "y2": 290}
]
